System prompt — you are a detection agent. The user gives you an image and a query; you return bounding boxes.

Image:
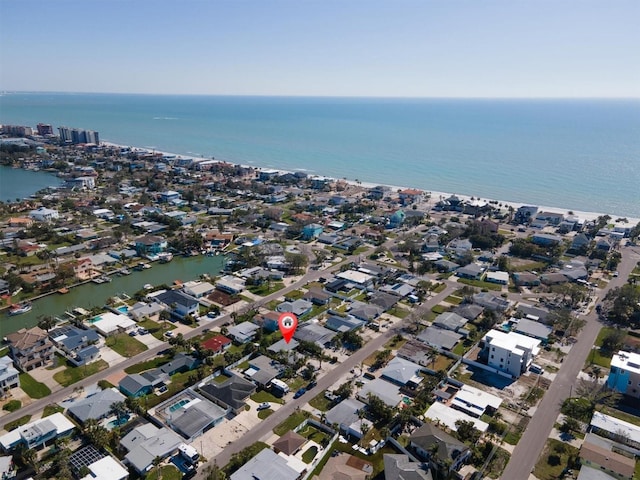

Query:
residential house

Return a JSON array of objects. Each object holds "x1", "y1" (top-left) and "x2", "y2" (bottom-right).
[
  {"x1": 447, "y1": 238, "x2": 472, "y2": 257},
  {"x1": 381, "y1": 357, "x2": 423, "y2": 390},
  {"x1": 228, "y1": 448, "x2": 298, "y2": 480},
  {"x1": 153, "y1": 290, "x2": 199, "y2": 320},
  {"x1": 433, "y1": 259, "x2": 460, "y2": 273},
  {"x1": 516, "y1": 303, "x2": 551, "y2": 324},
  {"x1": 215, "y1": 275, "x2": 246, "y2": 294},
  {"x1": 512, "y1": 318, "x2": 553, "y2": 342},
  {"x1": 159, "y1": 190, "x2": 181, "y2": 203},
  {"x1": 160, "y1": 353, "x2": 199, "y2": 376},
  {"x1": 273, "y1": 431, "x2": 306, "y2": 456},
  {"x1": 29, "y1": 207, "x2": 59, "y2": 222},
  {"x1": 228, "y1": 322, "x2": 260, "y2": 344},
  {"x1": 325, "y1": 398, "x2": 367, "y2": 433},
  {"x1": 128, "y1": 301, "x2": 165, "y2": 321},
  {"x1": 473, "y1": 292, "x2": 511, "y2": 312},
  {"x1": 67, "y1": 388, "x2": 127, "y2": 424},
  {"x1": 254, "y1": 311, "x2": 280, "y2": 332},
  {"x1": 424, "y1": 402, "x2": 489, "y2": 433},
  {"x1": 325, "y1": 315, "x2": 367, "y2": 332},
  {"x1": 481, "y1": 329, "x2": 541, "y2": 377},
  {"x1": 416, "y1": 327, "x2": 462, "y2": 351},
  {"x1": 531, "y1": 233, "x2": 563, "y2": 246},
  {"x1": 182, "y1": 281, "x2": 215, "y2": 299},
  {"x1": 89, "y1": 311, "x2": 137, "y2": 336},
  {"x1": 72, "y1": 451, "x2": 129, "y2": 480},
  {"x1": 244, "y1": 355, "x2": 282, "y2": 388},
  {"x1": 379, "y1": 282, "x2": 415, "y2": 298},
  {"x1": 485, "y1": 271, "x2": 509, "y2": 285},
  {"x1": 399, "y1": 189, "x2": 424, "y2": 206},
  {"x1": 134, "y1": 235, "x2": 167, "y2": 256},
  {"x1": 589, "y1": 412, "x2": 640, "y2": 450},
  {"x1": 369, "y1": 291, "x2": 398, "y2": 311},
  {"x1": 433, "y1": 312, "x2": 468, "y2": 332},
  {"x1": 357, "y1": 378, "x2": 400, "y2": 408},
  {"x1": 512, "y1": 272, "x2": 541, "y2": 287},
  {"x1": 336, "y1": 270, "x2": 374, "y2": 289},
  {"x1": 607, "y1": 351, "x2": 640, "y2": 399},
  {"x1": 535, "y1": 211, "x2": 565, "y2": 225},
  {"x1": 119, "y1": 374, "x2": 154, "y2": 398},
  {"x1": 349, "y1": 302, "x2": 384, "y2": 323},
  {"x1": 294, "y1": 322, "x2": 337, "y2": 348},
  {"x1": 303, "y1": 289, "x2": 330, "y2": 305},
  {"x1": 201, "y1": 335, "x2": 232, "y2": 354},
  {"x1": 409, "y1": 422, "x2": 470, "y2": 476},
  {"x1": 6, "y1": 327, "x2": 54, "y2": 371},
  {"x1": 455, "y1": 263, "x2": 484, "y2": 280},
  {"x1": 120, "y1": 423, "x2": 183, "y2": 474},
  {"x1": 318, "y1": 453, "x2": 374, "y2": 480},
  {"x1": 277, "y1": 299, "x2": 313, "y2": 317},
  {"x1": 199, "y1": 373, "x2": 256, "y2": 414},
  {"x1": 161, "y1": 392, "x2": 227, "y2": 441},
  {"x1": 579, "y1": 440, "x2": 635, "y2": 480},
  {"x1": 0, "y1": 357, "x2": 19, "y2": 391},
  {"x1": 302, "y1": 223, "x2": 324, "y2": 240},
  {"x1": 450, "y1": 384, "x2": 502, "y2": 418},
  {"x1": 49, "y1": 325, "x2": 101, "y2": 366},
  {"x1": 453, "y1": 304, "x2": 484, "y2": 322},
  {"x1": 383, "y1": 454, "x2": 432, "y2": 480},
  {"x1": 0, "y1": 413, "x2": 75, "y2": 452},
  {"x1": 72, "y1": 257, "x2": 96, "y2": 280}
]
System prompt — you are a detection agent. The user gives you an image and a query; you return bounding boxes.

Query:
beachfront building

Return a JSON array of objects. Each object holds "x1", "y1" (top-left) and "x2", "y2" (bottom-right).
[
  {"x1": 0, "y1": 413, "x2": 75, "y2": 452},
  {"x1": 134, "y1": 235, "x2": 168, "y2": 256},
  {"x1": 152, "y1": 290, "x2": 199, "y2": 320},
  {"x1": 607, "y1": 351, "x2": 640, "y2": 399},
  {"x1": 6, "y1": 327, "x2": 54, "y2": 371},
  {"x1": 481, "y1": 329, "x2": 541, "y2": 378}
]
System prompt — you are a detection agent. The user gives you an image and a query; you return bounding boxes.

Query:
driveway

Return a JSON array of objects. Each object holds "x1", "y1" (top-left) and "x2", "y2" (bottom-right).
[
  {"x1": 99, "y1": 346, "x2": 126, "y2": 366},
  {"x1": 28, "y1": 365, "x2": 65, "y2": 393}
]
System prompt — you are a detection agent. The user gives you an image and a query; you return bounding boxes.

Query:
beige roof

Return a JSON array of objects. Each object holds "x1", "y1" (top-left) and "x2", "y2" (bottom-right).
[
  {"x1": 580, "y1": 441, "x2": 635, "y2": 478},
  {"x1": 6, "y1": 326, "x2": 48, "y2": 350},
  {"x1": 272, "y1": 430, "x2": 306, "y2": 456}
]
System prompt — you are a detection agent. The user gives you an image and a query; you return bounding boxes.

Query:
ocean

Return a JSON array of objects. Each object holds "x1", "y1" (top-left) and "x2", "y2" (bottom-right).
[{"x1": 1, "y1": 93, "x2": 639, "y2": 217}]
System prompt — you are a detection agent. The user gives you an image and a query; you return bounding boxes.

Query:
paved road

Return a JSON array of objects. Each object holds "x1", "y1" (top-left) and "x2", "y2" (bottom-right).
[
  {"x1": 204, "y1": 283, "x2": 457, "y2": 474},
  {"x1": 500, "y1": 244, "x2": 639, "y2": 479}
]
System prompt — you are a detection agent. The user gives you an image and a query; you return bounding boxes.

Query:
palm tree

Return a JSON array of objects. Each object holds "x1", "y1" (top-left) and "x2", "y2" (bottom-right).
[
  {"x1": 109, "y1": 401, "x2": 128, "y2": 426},
  {"x1": 153, "y1": 456, "x2": 163, "y2": 480},
  {"x1": 37, "y1": 314, "x2": 56, "y2": 332}
]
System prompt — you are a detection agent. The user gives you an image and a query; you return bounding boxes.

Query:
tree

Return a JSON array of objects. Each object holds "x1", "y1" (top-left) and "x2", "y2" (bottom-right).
[
  {"x1": 206, "y1": 462, "x2": 227, "y2": 480},
  {"x1": 600, "y1": 329, "x2": 626, "y2": 356},
  {"x1": 301, "y1": 363, "x2": 316, "y2": 381},
  {"x1": 334, "y1": 381, "x2": 353, "y2": 400},
  {"x1": 109, "y1": 400, "x2": 128, "y2": 426},
  {"x1": 455, "y1": 420, "x2": 481, "y2": 445},
  {"x1": 37, "y1": 314, "x2": 56, "y2": 332},
  {"x1": 559, "y1": 417, "x2": 581, "y2": 436}
]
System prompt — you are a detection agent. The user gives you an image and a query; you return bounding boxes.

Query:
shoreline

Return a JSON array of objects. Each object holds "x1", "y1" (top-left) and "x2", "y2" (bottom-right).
[{"x1": 102, "y1": 141, "x2": 640, "y2": 226}]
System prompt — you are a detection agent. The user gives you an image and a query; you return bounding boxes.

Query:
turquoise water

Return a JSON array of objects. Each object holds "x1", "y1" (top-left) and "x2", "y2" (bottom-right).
[
  {"x1": 1, "y1": 93, "x2": 639, "y2": 216},
  {"x1": 169, "y1": 398, "x2": 190, "y2": 412},
  {"x1": 0, "y1": 165, "x2": 63, "y2": 202},
  {"x1": 105, "y1": 413, "x2": 131, "y2": 429},
  {"x1": 117, "y1": 305, "x2": 129, "y2": 313}
]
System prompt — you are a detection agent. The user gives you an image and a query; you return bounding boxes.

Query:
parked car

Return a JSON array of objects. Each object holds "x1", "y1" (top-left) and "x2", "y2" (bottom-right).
[
  {"x1": 257, "y1": 402, "x2": 271, "y2": 411},
  {"x1": 293, "y1": 388, "x2": 307, "y2": 399},
  {"x1": 164, "y1": 331, "x2": 174, "y2": 337},
  {"x1": 307, "y1": 381, "x2": 317, "y2": 389},
  {"x1": 137, "y1": 328, "x2": 148, "y2": 335},
  {"x1": 128, "y1": 330, "x2": 137, "y2": 336}
]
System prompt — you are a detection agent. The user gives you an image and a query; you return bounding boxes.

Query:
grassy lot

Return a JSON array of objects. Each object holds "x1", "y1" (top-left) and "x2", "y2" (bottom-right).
[
  {"x1": 533, "y1": 439, "x2": 579, "y2": 480},
  {"x1": 42, "y1": 404, "x2": 65, "y2": 417},
  {"x1": 432, "y1": 282, "x2": 447, "y2": 293},
  {"x1": 458, "y1": 278, "x2": 502, "y2": 291},
  {"x1": 301, "y1": 303, "x2": 330, "y2": 320},
  {"x1": 0, "y1": 347, "x2": 9, "y2": 357},
  {"x1": 431, "y1": 304, "x2": 450, "y2": 314},
  {"x1": 510, "y1": 261, "x2": 547, "y2": 272},
  {"x1": 386, "y1": 306, "x2": 410, "y2": 319},
  {"x1": 248, "y1": 282, "x2": 285, "y2": 296},
  {"x1": 431, "y1": 355, "x2": 454, "y2": 371},
  {"x1": 273, "y1": 410, "x2": 311, "y2": 435},
  {"x1": 484, "y1": 446, "x2": 512, "y2": 479},
  {"x1": 2, "y1": 400, "x2": 21, "y2": 412},
  {"x1": 287, "y1": 376, "x2": 307, "y2": 391},
  {"x1": 19, "y1": 372, "x2": 51, "y2": 399},
  {"x1": 106, "y1": 333, "x2": 148, "y2": 357},
  {"x1": 146, "y1": 465, "x2": 181, "y2": 480},
  {"x1": 586, "y1": 326, "x2": 620, "y2": 367},
  {"x1": 452, "y1": 342, "x2": 466, "y2": 356},
  {"x1": 258, "y1": 408, "x2": 274, "y2": 419},
  {"x1": 137, "y1": 318, "x2": 176, "y2": 340},
  {"x1": 444, "y1": 294, "x2": 463, "y2": 305},
  {"x1": 3, "y1": 415, "x2": 32, "y2": 431},
  {"x1": 309, "y1": 391, "x2": 334, "y2": 411},
  {"x1": 285, "y1": 289, "x2": 304, "y2": 300},
  {"x1": 251, "y1": 390, "x2": 285, "y2": 405},
  {"x1": 53, "y1": 359, "x2": 109, "y2": 387},
  {"x1": 124, "y1": 355, "x2": 171, "y2": 374},
  {"x1": 385, "y1": 336, "x2": 407, "y2": 350},
  {"x1": 302, "y1": 445, "x2": 318, "y2": 464}
]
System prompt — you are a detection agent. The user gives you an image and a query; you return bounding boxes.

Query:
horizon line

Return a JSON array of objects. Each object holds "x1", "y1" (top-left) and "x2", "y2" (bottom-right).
[{"x1": 2, "y1": 90, "x2": 639, "y2": 101}]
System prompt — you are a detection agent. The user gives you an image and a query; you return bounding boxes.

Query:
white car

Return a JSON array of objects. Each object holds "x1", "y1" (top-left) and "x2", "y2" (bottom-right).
[{"x1": 257, "y1": 402, "x2": 271, "y2": 411}]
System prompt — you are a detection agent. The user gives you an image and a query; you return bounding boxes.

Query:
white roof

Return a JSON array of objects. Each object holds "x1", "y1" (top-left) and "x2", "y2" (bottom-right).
[
  {"x1": 0, "y1": 412, "x2": 75, "y2": 450},
  {"x1": 183, "y1": 281, "x2": 215, "y2": 296},
  {"x1": 486, "y1": 271, "x2": 509, "y2": 283},
  {"x1": 336, "y1": 270, "x2": 373, "y2": 285},
  {"x1": 81, "y1": 456, "x2": 129, "y2": 480},
  {"x1": 91, "y1": 311, "x2": 136, "y2": 334},
  {"x1": 483, "y1": 329, "x2": 541, "y2": 355},
  {"x1": 425, "y1": 402, "x2": 489, "y2": 433},
  {"x1": 590, "y1": 412, "x2": 640, "y2": 445},
  {"x1": 610, "y1": 350, "x2": 640, "y2": 375},
  {"x1": 452, "y1": 384, "x2": 502, "y2": 415}
]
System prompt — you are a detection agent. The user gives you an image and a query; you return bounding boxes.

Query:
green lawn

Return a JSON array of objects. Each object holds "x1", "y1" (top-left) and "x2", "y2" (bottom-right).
[
  {"x1": 285, "y1": 290, "x2": 304, "y2": 300},
  {"x1": 19, "y1": 372, "x2": 51, "y2": 399},
  {"x1": 53, "y1": 360, "x2": 109, "y2": 387},
  {"x1": 386, "y1": 306, "x2": 410, "y2": 319},
  {"x1": 258, "y1": 408, "x2": 274, "y2": 419},
  {"x1": 444, "y1": 295, "x2": 463, "y2": 305},
  {"x1": 125, "y1": 355, "x2": 171, "y2": 374},
  {"x1": 273, "y1": 410, "x2": 311, "y2": 435},
  {"x1": 106, "y1": 333, "x2": 148, "y2": 357},
  {"x1": 213, "y1": 374, "x2": 232, "y2": 383},
  {"x1": 137, "y1": 318, "x2": 176, "y2": 340},
  {"x1": 42, "y1": 404, "x2": 64, "y2": 417},
  {"x1": 0, "y1": 347, "x2": 9, "y2": 357},
  {"x1": 458, "y1": 278, "x2": 502, "y2": 291},
  {"x1": 533, "y1": 439, "x2": 579, "y2": 480},
  {"x1": 3, "y1": 415, "x2": 31, "y2": 432},
  {"x1": 248, "y1": 282, "x2": 285, "y2": 296},
  {"x1": 309, "y1": 391, "x2": 334, "y2": 411},
  {"x1": 2, "y1": 400, "x2": 21, "y2": 412},
  {"x1": 251, "y1": 390, "x2": 285, "y2": 405},
  {"x1": 145, "y1": 465, "x2": 181, "y2": 480},
  {"x1": 431, "y1": 304, "x2": 450, "y2": 314}
]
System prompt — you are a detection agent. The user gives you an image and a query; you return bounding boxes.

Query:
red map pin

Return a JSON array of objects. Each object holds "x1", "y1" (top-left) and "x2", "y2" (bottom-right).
[{"x1": 278, "y1": 312, "x2": 298, "y2": 343}]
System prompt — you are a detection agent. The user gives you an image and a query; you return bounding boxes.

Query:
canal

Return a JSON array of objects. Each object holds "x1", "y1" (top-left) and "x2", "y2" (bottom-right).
[{"x1": 2, "y1": 255, "x2": 226, "y2": 336}]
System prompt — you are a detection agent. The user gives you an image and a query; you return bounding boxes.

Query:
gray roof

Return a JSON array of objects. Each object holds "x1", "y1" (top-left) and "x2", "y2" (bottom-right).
[
  {"x1": 50, "y1": 325, "x2": 100, "y2": 351},
  {"x1": 160, "y1": 353, "x2": 198, "y2": 375},
  {"x1": 119, "y1": 374, "x2": 152, "y2": 395},
  {"x1": 397, "y1": 340, "x2": 435, "y2": 367},
  {"x1": 381, "y1": 357, "x2": 423, "y2": 386},
  {"x1": 129, "y1": 301, "x2": 165, "y2": 319},
  {"x1": 410, "y1": 422, "x2": 468, "y2": 464},
  {"x1": 267, "y1": 338, "x2": 299, "y2": 353},
  {"x1": 383, "y1": 454, "x2": 433, "y2": 480},
  {"x1": 416, "y1": 326, "x2": 462, "y2": 351},
  {"x1": 348, "y1": 302, "x2": 384, "y2": 322},
  {"x1": 200, "y1": 374, "x2": 256, "y2": 411},
  {"x1": 229, "y1": 448, "x2": 298, "y2": 480},
  {"x1": 276, "y1": 298, "x2": 312, "y2": 316},
  {"x1": 456, "y1": 263, "x2": 484, "y2": 278},
  {"x1": 433, "y1": 312, "x2": 468, "y2": 332},
  {"x1": 293, "y1": 322, "x2": 336, "y2": 347},
  {"x1": 380, "y1": 283, "x2": 414, "y2": 297},
  {"x1": 228, "y1": 322, "x2": 260, "y2": 342},
  {"x1": 516, "y1": 304, "x2": 550, "y2": 323},
  {"x1": 473, "y1": 292, "x2": 510, "y2": 311},
  {"x1": 121, "y1": 423, "x2": 183, "y2": 473},
  {"x1": 369, "y1": 291, "x2": 398, "y2": 310},
  {"x1": 325, "y1": 398, "x2": 367, "y2": 428},
  {"x1": 169, "y1": 400, "x2": 227, "y2": 440},
  {"x1": 358, "y1": 379, "x2": 400, "y2": 407},
  {"x1": 67, "y1": 388, "x2": 126, "y2": 423},
  {"x1": 325, "y1": 315, "x2": 367, "y2": 332},
  {"x1": 513, "y1": 318, "x2": 552, "y2": 340},
  {"x1": 453, "y1": 304, "x2": 484, "y2": 321}
]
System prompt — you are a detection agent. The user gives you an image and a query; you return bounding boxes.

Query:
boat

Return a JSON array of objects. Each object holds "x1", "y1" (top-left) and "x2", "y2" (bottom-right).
[
  {"x1": 92, "y1": 277, "x2": 105, "y2": 284},
  {"x1": 158, "y1": 252, "x2": 173, "y2": 263},
  {"x1": 102, "y1": 275, "x2": 112, "y2": 283},
  {"x1": 120, "y1": 268, "x2": 131, "y2": 275},
  {"x1": 142, "y1": 263, "x2": 152, "y2": 269},
  {"x1": 8, "y1": 303, "x2": 32, "y2": 316}
]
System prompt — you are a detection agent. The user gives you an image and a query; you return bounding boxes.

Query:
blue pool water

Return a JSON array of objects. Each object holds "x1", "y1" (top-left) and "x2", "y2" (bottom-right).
[
  {"x1": 105, "y1": 413, "x2": 131, "y2": 429},
  {"x1": 169, "y1": 399, "x2": 190, "y2": 412},
  {"x1": 117, "y1": 305, "x2": 129, "y2": 313}
]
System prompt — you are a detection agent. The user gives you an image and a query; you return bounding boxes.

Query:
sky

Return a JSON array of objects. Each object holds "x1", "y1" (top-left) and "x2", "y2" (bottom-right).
[{"x1": 0, "y1": 0, "x2": 638, "y2": 98}]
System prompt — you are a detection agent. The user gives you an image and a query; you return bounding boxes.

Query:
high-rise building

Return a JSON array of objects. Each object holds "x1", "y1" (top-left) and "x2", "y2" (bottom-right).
[
  {"x1": 58, "y1": 127, "x2": 100, "y2": 145},
  {"x1": 36, "y1": 123, "x2": 54, "y2": 136}
]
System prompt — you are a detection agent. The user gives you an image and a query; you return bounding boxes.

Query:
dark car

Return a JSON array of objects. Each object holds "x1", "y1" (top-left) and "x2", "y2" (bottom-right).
[
  {"x1": 307, "y1": 381, "x2": 317, "y2": 389},
  {"x1": 293, "y1": 388, "x2": 307, "y2": 399}
]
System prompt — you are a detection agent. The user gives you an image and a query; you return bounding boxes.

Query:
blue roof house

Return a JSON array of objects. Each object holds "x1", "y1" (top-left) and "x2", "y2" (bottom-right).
[{"x1": 302, "y1": 223, "x2": 324, "y2": 240}]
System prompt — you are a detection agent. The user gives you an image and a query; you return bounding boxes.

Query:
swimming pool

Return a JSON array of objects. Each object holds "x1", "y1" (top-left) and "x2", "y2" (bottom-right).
[
  {"x1": 89, "y1": 316, "x2": 102, "y2": 324},
  {"x1": 105, "y1": 413, "x2": 131, "y2": 429},
  {"x1": 169, "y1": 398, "x2": 190, "y2": 413},
  {"x1": 117, "y1": 305, "x2": 129, "y2": 313}
]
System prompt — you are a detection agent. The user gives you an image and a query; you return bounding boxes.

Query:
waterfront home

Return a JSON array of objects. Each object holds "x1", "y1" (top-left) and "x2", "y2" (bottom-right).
[
  {"x1": 66, "y1": 387, "x2": 127, "y2": 424},
  {"x1": 398, "y1": 188, "x2": 424, "y2": 205},
  {"x1": 153, "y1": 290, "x2": 199, "y2": 319},
  {"x1": 128, "y1": 301, "x2": 165, "y2": 321},
  {"x1": 0, "y1": 357, "x2": 19, "y2": 391},
  {"x1": 0, "y1": 413, "x2": 75, "y2": 452},
  {"x1": 215, "y1": 275, "x2": 246, "y2": 294},
  {"x1": 6, "y1": 326, "x2": 54, "y2": 371},
  {"x1": 29, "y1": 206, "x2": 59, "y2": 222},
  {"x1": 199, "y1": 373, "x2": 256, "y2": 415},
  {"x1": 120, "y1": 423, "x2": 183, "y2": 474},
  {"x1": 90, "y1": 311, "x2": 136, "y2": 336},
  {"x1": 72, "y1": 257, "x2": 96, "y2": 280},
  {"x1": 134, "y1": 234, "x2": 168, "y2": 256},
  {"x1": 49, "y1": 325, "x2": 101, "y2": 366},
  {"x1": 182, "y1": 280, "x2": 215, "y2": 299}
]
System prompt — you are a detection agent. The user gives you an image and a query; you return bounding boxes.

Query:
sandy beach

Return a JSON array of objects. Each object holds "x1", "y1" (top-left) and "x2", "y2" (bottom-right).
[{"x1": 102, "y1": 141, "x2": 640, "y2": 226}]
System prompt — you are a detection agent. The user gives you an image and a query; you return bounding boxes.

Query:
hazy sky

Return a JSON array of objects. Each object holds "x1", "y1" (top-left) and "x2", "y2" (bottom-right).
[{"x1": 1, "y1": 0, "x2": 638, "y2": 97}]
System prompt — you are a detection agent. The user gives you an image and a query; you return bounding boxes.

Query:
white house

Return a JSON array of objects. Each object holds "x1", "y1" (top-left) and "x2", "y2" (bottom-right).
[
  {"x1": 482, "y1": 329, "x2": 540, "y2": 377},
  {"x1": 29, "y1": 207, "x2": 59, "y2": 222},
  {"x1": 0, "y1": 413, "x2": 75, "y2": 451}
]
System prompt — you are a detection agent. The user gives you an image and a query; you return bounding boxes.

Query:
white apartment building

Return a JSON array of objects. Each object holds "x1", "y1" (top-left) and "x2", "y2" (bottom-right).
[{"x1": 482, "y1": 329, "x2": 541, "y2": 377}]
